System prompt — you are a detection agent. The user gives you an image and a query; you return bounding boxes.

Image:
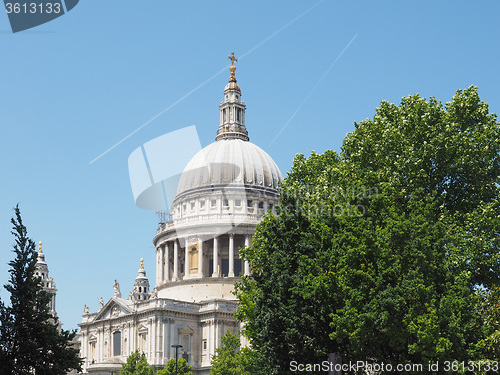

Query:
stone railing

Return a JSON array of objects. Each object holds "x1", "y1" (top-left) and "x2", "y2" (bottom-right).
[{"x1": 157, "y1": 213, "x2": 262, "y2": 234}]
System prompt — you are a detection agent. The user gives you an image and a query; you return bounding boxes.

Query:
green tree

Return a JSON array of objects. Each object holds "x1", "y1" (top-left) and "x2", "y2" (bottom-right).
[
  {"x1": 0, "y1": 205, "x2": 82, "y2": 375},
  {"x1": 236, "y1": 151, "x2": 345, "y2": 373},
  {"x1": 236, "y1": 87, "x2": 500, "y2": 374},
  {"x1": 476, "y1": 285, "x2": 500, "y2": 361},
  {"x1": 120, "y1": 350, "x2": 155, "y2": 375},
  {"x1": 156, "y1": 357, "x2": 192, "y2": 375},
  {"x1": 209, "y1": 331, "x2": 257, "y2": 375}
]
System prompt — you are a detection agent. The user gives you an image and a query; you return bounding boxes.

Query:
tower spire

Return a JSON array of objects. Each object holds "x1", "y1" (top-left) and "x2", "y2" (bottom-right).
[
  {"x1": 35, "y1": 241, "x2": 58, "y2": 317},
  {"x1": 216, "y1": 52, "x2": 249, "y2": 142},
  {"x1": 131, "y1": 258, "x2": 150, "y2": 302}
]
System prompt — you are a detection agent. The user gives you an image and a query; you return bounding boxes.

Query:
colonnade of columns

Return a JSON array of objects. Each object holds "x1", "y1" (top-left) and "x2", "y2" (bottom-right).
[{"x1": 156, "y1": 234, "x2": 251, "y2": 285}]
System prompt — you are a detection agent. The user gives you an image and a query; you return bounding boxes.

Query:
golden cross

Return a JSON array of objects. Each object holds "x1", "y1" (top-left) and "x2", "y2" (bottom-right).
[{"x1": 228, "y1": 52, "x2": 238, "y2": 66}]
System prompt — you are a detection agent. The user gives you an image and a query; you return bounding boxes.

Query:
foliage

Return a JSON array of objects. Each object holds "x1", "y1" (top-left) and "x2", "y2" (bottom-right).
[
  {"x1": 120, "y1": 350, "x2": 192, "y2": 375},
  {"x1": 476, "y1": 285, "x2": 500, "y2": 361},
  {"x1": 120, "y1": 350, "x2": 155, "y2": 375},
  {"x1": 0, "y1": 205, "x2": 82, "y2": 375},
  {"x1": 235, "y1": 87, "x2": 500, "y2": 374},
  {"x1": 156, "y1": 357, "x2": 192, "y2": 375},
  {"x1": 209, "y1": 331, "x2": 258, "y2": 375}
]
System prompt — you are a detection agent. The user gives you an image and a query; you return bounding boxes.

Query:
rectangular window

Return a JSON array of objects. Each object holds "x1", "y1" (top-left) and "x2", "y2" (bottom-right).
[
  {"x1": 222, "y1": 258, "x2": 229, "y2": 277},
  {"x1": 247, "y1": 200, "x2": 253, "y2": 208},
  {"x1": 211, "y1": 199, "x2": 217, "y2": 208},
  {"x1": 113, "y1": 331, "x2": 121, "y2": 357},
  {"x1": 139, "y1": 333, "x2": 147, "y2": 353},
  {"x1": 200, "y1": 200, "x2": 206, "y2": 208},
  {"x1": 189, "y1": 246, "x2": 199, "y2": 274},
  {"x1": 90, "y1": 341, "x2": 96, "y2": 362},
  {"x1": 203, "y1": 340, "x2": 207, "y2": 350},
  {"x1": 235, "y1": 199, "x2": 241, "y2": 207},
  {"x1": 258, "y1": 202, "x2": 264, "y2": 209},
  {"x1": 223, "y1": 199, "x2": 229, "y2": 207},
  {"x1": 191, "y1": 202, "x2": 195, "y2": 211}
]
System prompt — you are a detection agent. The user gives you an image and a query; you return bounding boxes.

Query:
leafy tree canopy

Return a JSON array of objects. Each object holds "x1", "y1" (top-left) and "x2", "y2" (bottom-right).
[
  {"x1": 156, "y1": 357, "x2": 192, "y2": 375},
  {"x1": 209, "y1": 331, "x2": 257, "y2": 375},
  {"x1": 120, "y1": 350, "x2": 155, "y2": 375},
  {"x1": 236, "y1": 86, "x2": 500, "y2": 374}
]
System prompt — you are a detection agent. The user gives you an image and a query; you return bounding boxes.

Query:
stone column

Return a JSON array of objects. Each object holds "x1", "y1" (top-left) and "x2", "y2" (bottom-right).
[
  {"x1": 98, "y1": 329, "x2": 103, "y2": 361},
  {"x1": 244, "y1": 235, "x2": 251, "y2": 276},
  {"x1": 160, "y1": 244, "x2": 165, "y2": 284},
  {"x1": 164, "y1": 319, "x2": 170, "y2": 360},
  {"x1": 81, "y1": 333, "x2": 87, "y2": 369},
  {"x1": 212, "y1": 236, "x2": 219, "y2": 277},
  {"x1": 228, "y1": 233, "x2": 234, "y2": 277},
  {"x1": 156, "y1": 247, "x2": 161, "y2": 285},
  {"x1": 184, "y1": 237, "x2": 189, "y2": 279},
  {"x1": 149, "y1": 318, "x2": 154, "y2": 359},
  {"x1": 165, "y1": 242, "x2": 170, "y2": 282},
  {"x1": 173, "y1": 240, "x2": 179, "y2": 281},
  {"x1": 209, "y1": 320, "x2": 215, "y2": 358},
  {"x1": 156, "y1": 318, "x2": 162, "y2": 364},
  {"x1": 170, "y1": 321, "x2": 176, "y2": 358},
  {"x1": 198, "y1": 237, "x2": 204, "y2": 277}
]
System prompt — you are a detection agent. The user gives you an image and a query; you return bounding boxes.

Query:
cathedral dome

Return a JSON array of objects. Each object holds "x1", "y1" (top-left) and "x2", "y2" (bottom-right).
[
  {"x1": 174, "y1": 52, "x2": 283, "y2": 201},
  {"x1": 176, "y1": 138, "x2": 283, "y2": 198}
]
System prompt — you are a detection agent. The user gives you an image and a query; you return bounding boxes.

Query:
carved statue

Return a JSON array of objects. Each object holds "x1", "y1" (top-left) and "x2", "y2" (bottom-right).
[
  {"x1": 113, "y1": 279, "x2": 121, "y2": 298},
  {"x1": 83, "y1": 304, "x2": 89, "y2": 314},
  {"x1": 99, "y1": 297, "x2": 104, "y2": 309}
]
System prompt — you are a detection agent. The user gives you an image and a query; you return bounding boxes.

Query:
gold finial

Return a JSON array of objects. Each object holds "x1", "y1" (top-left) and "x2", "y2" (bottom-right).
[
  {"x1": 228, "y1": 52, "x2": 238, "y2": 82},
  {"x1": 140, "y1": 258, "x2": 144, "y2": 269},
  {"x1": 228, "y1": 52, "x2": 238, "y2": 66},
  {"x1": 38, "y1": 241, "x2": 43, "y2": 253}
]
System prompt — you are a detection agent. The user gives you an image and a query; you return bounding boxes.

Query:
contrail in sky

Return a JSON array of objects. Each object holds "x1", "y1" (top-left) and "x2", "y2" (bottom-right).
[
  {"x1": 89, "y1": 0, "x2": 325, "y2": 165},
  {"x1": 269, "y1": 33, "x2": 358, "y2": 147}
]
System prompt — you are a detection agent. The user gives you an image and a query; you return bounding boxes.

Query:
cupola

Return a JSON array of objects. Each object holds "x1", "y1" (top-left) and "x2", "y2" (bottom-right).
[
  {"x1": 216, "y1": 52, "x2": 249, "y2": 141},
  {"x1": 132, "y1": 258, "x2": 150, "y2": 302}
]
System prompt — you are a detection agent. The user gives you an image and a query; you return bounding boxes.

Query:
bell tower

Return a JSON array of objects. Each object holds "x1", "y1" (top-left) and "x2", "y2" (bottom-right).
[
  {"x1": 35, "y1": 241, "x2": 58, "y2": 317},
  {"x1": 132, "y1": 258, "x2": 150, "y2": 302}
]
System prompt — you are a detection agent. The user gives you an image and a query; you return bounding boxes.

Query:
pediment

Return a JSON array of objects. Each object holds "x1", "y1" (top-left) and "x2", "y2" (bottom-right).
[
  {"x1": 93, "y1": 297, "x2": 133, "y2": 322},
  {"x1": 179, "y1": 324, "x2": 194, "y2": 335},
  {"x1": 137, "y1": 323, "x2": 148, "y2": 334}
]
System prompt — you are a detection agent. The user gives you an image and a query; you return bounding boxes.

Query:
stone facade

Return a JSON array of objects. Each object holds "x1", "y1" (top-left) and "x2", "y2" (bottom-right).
[{"x1": 78, "y1": 55, "x2": 283, "y2": 374}]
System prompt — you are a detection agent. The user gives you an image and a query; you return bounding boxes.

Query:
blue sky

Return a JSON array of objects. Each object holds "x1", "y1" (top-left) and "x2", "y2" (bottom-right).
[{"x1": 1, "y1": 0, "x2": 500, "y2": 331}]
